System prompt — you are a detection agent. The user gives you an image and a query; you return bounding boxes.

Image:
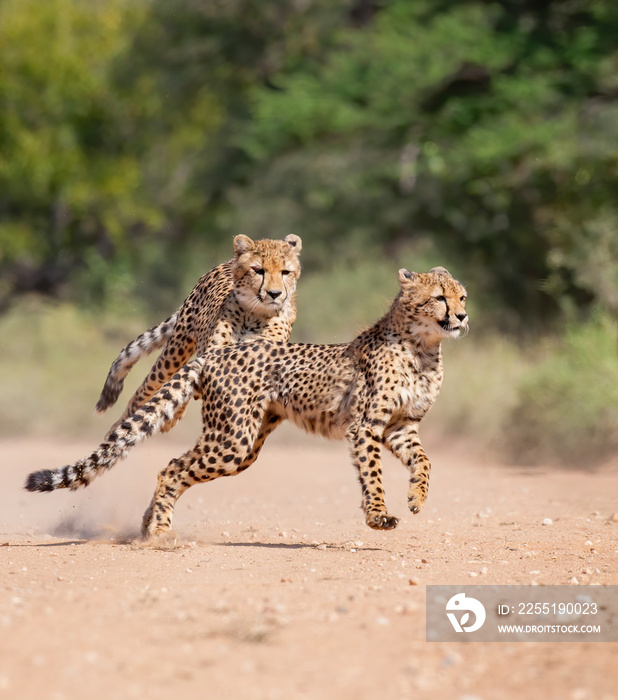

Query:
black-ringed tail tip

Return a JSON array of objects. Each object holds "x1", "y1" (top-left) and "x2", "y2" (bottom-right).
[{"x1": 25, "y1": 469, "x2": 57, "y2": 492}]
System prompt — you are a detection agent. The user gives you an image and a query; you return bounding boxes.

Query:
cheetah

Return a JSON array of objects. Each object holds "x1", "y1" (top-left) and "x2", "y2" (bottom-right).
[
  {"x1": 95, "y1": 233, "x2": 302, "y2": 432},
  {"x1": 26, "y1": 267, "x2": 468, "y2": 536}
]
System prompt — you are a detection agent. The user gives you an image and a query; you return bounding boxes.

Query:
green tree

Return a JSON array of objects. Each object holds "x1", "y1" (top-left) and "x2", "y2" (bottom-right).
[
  {"x1": 0, "y1": 0, "x2": 223, "y2": 308},
  {"x1": 2, "y1": 0, "x2": 617, "y2": 324},
  {"x1": 229, "y1": 0, "x2": 618, "y2": 323}
]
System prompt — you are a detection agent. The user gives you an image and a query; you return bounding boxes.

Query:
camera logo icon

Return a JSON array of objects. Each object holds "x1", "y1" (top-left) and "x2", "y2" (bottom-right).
[{"x1": 445, "y1": 593, "x2": 486, "y2": 633}]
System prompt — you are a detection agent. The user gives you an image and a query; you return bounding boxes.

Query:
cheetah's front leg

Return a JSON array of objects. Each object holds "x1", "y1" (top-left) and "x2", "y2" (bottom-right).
[
  {"x1": 348, "y1": 424, "x2": 398, "y2": 530},
  {"x1": 383, "y1": 419, "x2": 431, "y2": 514}
]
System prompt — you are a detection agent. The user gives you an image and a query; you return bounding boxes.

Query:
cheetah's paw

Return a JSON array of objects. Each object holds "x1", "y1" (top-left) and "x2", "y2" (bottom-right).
[
  {"x1": 366, "y1": 512, "x2": 399, "y2": 530},
  {"x1": 407, "y1": 493, "x2": 426, "y2": 515}
]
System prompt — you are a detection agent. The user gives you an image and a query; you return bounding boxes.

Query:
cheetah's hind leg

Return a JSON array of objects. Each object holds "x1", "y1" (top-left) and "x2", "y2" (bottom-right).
[{"x1": 141, "y1": 412, "x2": 283, "y2": 539}]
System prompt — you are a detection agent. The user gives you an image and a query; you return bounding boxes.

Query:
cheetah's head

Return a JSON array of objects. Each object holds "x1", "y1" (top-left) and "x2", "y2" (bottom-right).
[
  {"x1": 397, "y1": 266, "x2": 468, "y2": 344},
  {"x1": 232, "y1": 234, "x2": 302, "y2": 317}
]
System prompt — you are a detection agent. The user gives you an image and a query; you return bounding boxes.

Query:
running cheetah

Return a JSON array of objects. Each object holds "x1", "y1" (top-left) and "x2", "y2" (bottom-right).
[
  {"x1": 26, "y1": 267, "x2": 468, "y2": 536},
  {"x1": 96, "y1": 234, "x2": 302, "y2": 432}
]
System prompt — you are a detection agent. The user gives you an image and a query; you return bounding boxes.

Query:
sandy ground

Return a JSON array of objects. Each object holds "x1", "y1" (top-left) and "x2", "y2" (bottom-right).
[{"x1": 1, "y1": 432, "x2": 617, "y2": 700}]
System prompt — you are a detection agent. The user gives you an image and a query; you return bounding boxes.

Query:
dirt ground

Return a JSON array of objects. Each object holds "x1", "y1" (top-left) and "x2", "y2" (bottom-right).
[{"x1": 1, "y1": 431, "x2": 617, "y2": 700}]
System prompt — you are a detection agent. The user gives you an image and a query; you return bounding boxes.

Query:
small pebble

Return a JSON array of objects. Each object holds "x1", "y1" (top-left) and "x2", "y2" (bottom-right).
[
  {"x1": 441, "y1": 651, "x2": 463, "y2": 667},
  {"x1": 542, "y1": 518, "x2": 553, "y2": 526},
  {"x1": 569, "y1": 577, "x2": 579, "y2": 585}
]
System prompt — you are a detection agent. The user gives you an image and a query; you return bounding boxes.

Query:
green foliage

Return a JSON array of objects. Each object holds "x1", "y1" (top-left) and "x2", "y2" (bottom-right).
[
  {"x1": 0, "y1": 1, "x2": 152, "y2": 264},
  {"x1": 505, "y1": 315, "x2": 618, "y2": 466},
  {"x1": 0, "y1": 0, "x2": 223, "y2": 305},
  {"x1": 232, "y1": 0, "x2": 618, "y2": 323},
  {"x1": 2, "y1": 0, "x2": 617, "y2": 323}
]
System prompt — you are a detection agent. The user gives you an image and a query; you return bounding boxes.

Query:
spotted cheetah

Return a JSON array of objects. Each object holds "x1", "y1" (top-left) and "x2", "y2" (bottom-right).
[
  {"x1": 26, "y1": 267, "x2": 468, "y2": 536},
  {"x1": 96, "y1": 234, "x2": 302, "y2": 432}
]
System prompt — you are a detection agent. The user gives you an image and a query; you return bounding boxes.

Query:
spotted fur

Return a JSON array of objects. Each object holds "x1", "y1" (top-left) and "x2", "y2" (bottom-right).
[
  {"x1": 95, "y1": 234, "x2": 302, "y2": 433},
  {"x1": 26, "y1": 267, "x2": 468, "y2": 537}
]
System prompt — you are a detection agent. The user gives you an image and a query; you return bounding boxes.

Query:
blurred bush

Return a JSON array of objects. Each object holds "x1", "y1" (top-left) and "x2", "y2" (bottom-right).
[
  {"x1": 0, "y1": 296, "x2": 204, "y2": 440},
  {"x1": 504, "y1": 315, "x2": 618, "y2": 466}
]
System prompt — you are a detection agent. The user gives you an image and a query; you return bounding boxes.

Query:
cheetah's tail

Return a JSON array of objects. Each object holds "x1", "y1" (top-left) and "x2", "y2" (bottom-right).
[
  {"x1": 95, "y1": 312, "x2": 179, "y2": 414},
  {"x1": 27, "y1": 358, "x2": 205, "y2": 494}
]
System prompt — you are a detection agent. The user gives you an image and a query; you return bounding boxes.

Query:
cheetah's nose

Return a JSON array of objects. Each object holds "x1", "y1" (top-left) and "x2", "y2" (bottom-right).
[
  {"x1": 456, "y1": 313, "x2": 467, "y2": 322},
  {"x1": 268, "y1": 290, "x2": 282, "y2": 300}
]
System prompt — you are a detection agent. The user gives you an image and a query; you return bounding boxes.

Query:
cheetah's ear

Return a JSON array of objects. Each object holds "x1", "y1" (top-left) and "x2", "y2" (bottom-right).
[
  {"x1": 284, "y1": 234, "x2": 302, "y2": 252},
  {"x1": 398, "y1": 268, "x2": 417, "y2": 285},
  {"x1": 233, "y1": 234, "x2": 255, "y2": 257},
  {"x1": 429, "y1": 266, "x2": 450, "y2": 277}
]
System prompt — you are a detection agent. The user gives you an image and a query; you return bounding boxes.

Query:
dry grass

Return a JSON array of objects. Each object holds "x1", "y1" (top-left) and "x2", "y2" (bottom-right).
[{"x1": 0, "y1": 297, "x2": 201, "y2": 440}]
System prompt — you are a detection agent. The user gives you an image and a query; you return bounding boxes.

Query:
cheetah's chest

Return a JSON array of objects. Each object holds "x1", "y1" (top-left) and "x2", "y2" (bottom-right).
[{"x1": 389, "y1": 352, "x2": 443, "y2": 421}]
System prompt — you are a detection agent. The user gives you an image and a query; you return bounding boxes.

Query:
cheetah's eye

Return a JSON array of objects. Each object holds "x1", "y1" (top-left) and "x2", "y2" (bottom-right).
[
  {"x1": 252, "y1": 266, "x2": 265, "y2": 276},
  {"x1": 281, "y1": 270, "x2": 291, "y2": 276},
  {"x1": 435, "y1": 295, "x2": 446, "y2": 303}
]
